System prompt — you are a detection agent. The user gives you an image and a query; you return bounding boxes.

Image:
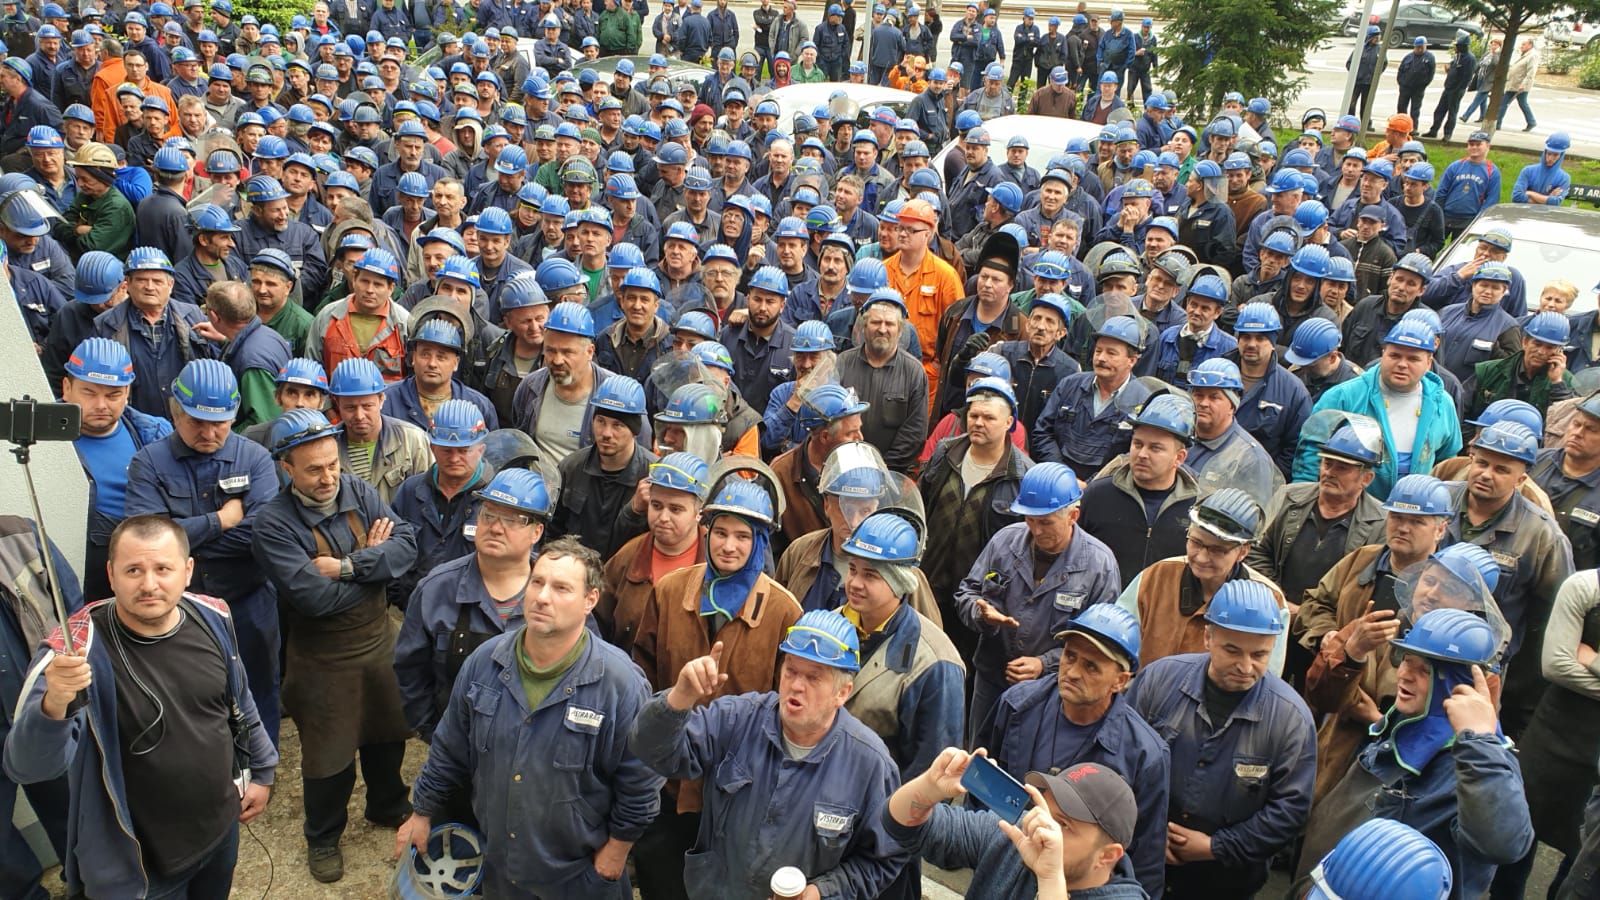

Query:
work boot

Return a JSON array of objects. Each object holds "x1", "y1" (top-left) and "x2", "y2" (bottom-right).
[{"x1": 308, "y1": 845, "x2": 344, "y2": 883}]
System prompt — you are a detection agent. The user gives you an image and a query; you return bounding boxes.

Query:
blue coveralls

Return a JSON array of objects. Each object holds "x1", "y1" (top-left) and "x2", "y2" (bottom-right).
[
  {"x1": 1126, "y1": 652, "x2": 1317, "y2": 898},
  {"x1": 1423, "y1": 259, "x2": 1528, "y2": 319},
  {"x1": 1230, "y1": 354, "x2": 1312, "y2": 476},
  {"x1": 1031, "y1": 372, "x2": 1151, "y2": 474},
  {"x1": 381, "y1": 377, "x2": 500, "y2": 433},
  {"x1": 405, "y1": 629, "x2": 665, "y2": 898},
  {"x1": 985, "y1": 680, "x2": 1171, "y2": 899},
  {"x1": 387, "y1": 463, "x2": 492, "y2": 613},
  {"x1": 1437, "y1": 301, "x2": 1521, "y2": 382},
  {"x1": 720, "y1": 318, "x2": 795, "y2": 414},
  {"x1": 93, "y1": 299, "x2": 212, "y2": 419},
  {"x1": 629, "y1": 691, "x2": 911, "y2": 900},
  {"x1": 1141, "y1": 324, "x2": 1236, "y2": 387},
  {"x1": 955, "y1": 521, "x2": 1122, "y2": 740},
  {"x1": 123, "y1": 432, "x2": 283, "y2": 743}
]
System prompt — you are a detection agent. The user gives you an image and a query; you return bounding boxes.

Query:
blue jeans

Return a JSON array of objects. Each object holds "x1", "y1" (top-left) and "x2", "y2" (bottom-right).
[
  {"x1": 1497, "y1": 90, "x2": 1535, "y2": 128},
  {"x1": 145, "y1": 822, "x2": 239, "y2": 900},
  {"x1": 1461, "y1": 88, "x2": 1491, "y2": 120}
]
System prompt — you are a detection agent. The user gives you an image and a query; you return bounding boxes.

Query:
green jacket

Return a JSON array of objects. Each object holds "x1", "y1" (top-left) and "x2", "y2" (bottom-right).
[
  {"x1": 1466, "y1": 350, "x2": 1576, "y2": 422},
  {"x1": 266, "y1": 302, "x2": 315, "y2": 357},
  {"x1": 793, "y1": 64, "x2": 828, "y2": 83},
  {"x1": 54, "y1": 186, "x2": 135, "y2": 260},
  {"x1": 598, "y1": 7, "x2": 641, "y2": 53}
]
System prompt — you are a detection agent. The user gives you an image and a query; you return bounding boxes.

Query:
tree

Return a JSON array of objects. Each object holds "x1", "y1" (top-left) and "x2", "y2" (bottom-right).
[
  {"x1": 1152, "y1": 0, "x2": 1340, "y2": 121},
  {"x1": 1434, "y1": 0, "x2": 1600, "y2": 134}
]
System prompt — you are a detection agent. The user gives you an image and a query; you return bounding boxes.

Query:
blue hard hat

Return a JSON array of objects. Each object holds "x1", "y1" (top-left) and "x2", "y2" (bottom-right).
[
  {"x1": 1293, "y1": 200, "x2": 1330, "y2": 235},
  {"x1": 244, "y1": 175, "x2": 289, "y2": 203},
  {"x1": 1234, "y1": 302, "x2": 1283, "y2": 335},
  {"x1": 1384, "y1": 319, "x2": 1437, "y2": 352},
  {"x1": 1390, "y1": 607, "x2": 1498, "y2": 668},
  {"x1": 966, "y1": 351, "x2": 1011, "y2": 380},
  {"x1": 842, "y1": 511, "x2": 921, "y2": 566},
  {"x1": 967, "y1": 375, "x2": 1017, "y2": 413},
  {"x1": 1284, "y1": 318, "x2": 1341, "y2": 366},
  {"x1": 545, "y1": 301, "x2": 595, "y2": 339},
  {"x1": 275, "y1": 358, "x2": 329, "y2": 391},
  {"x1": 656, "y1": 383, "x2": 723, "y2": 425},
  {"x1": 1318, "y1": 424, "x2": 1382, "y2": 467},
  {"x1": 1467, "y1": 399, "x2": 1542, "y2": 435},
  {"x1": 1010, "y1": 462, "x2": 1083, "y2": 516},
  {"x1": 1057, "y1": 603, "x2": 1143, "y2": 672},
  {"x1": 591, "y1": 376, "x2": 647, "y2": 417},
  {"x1": 1189, "y1": 357, "x2": 1243, "y2": 390},
  {"x1": 1094, "y1": 316, "x2": 1144, "y2": 353},
  {"x1": 1288, "y1": 245, "x2": 1331, "y2": 280},
  {"x1": 1524, "y1": 311, "x2": 1571, "y2": 347},
  {"x1": 986, "y1": 180, "x2": 1023, "y2": 213},
  {"x1": 268, "y1": 408, "x2": 342, "y2": 458},
  {"x1": 955, "y1": 109, "x2": 983, "y2": 132},
  {"x1": 1546, "y1": 132, "x2": 1572, "y2": 154},
  {"x1": 497, "y1": 273, "x2": 545, "y2": 312},
  {"x1": 793, "y1": 321, "x2": 836, "y2": 352},
  {"x1": 748, "y1": 265, "x2": 790, "y2": 297},
  {"x1": 172, "y1": 359, "x2": 240, "y2": 422},
  {"x1": 475, "y1": 468, "x2": 552, "y2": 518},
  {"x1": 672, "y1": 311, "x2": 718, "y2": 342},
  {"x1": 1400, "y1": 308, "x2": 1443, "y2": 338},
  {"x1": 1473, "y1": 261, "x2": 1512, "y2": 284},
  {"x1": 607, "y1": 243, "x2": 645, "y2": 271},
  {"x1": 620, "y1": 267, "x2": 663, "y2": 298},
  {"x1": 1324, "y1": 256, "x2": 1356, "y2": 285},
  {"x1": 1131, "y1": 393, "x2": 1195, "y2": 442},
  {"x1": 798, "y1": 384, "x2": 869, "y2": 433},
  {"x1": 781, "y1": 608, "x2": 861, "y2": 672},
  {"x1": 703, "y1": 478, "x2": 775, "y2": 528},
  {"x1": 476, "y1": 207, "x2": 514, "y2": 236},
  {"x1": 1260, "y1": 230, "x2": 1297, "y2": 257},
  {"x1": 0, "y1": 190, "x2": 51, "y2": 237},
  {"x1": 1471, "y1": 420, "x2": 1538, "y2": 465},
  {"x1": 1186, "y1": 274, "x2": 1229, "y2": 305},
  {"x1": 701, "y1": 244, "x2": 739, "y2": 268},
  {"x1": 1393, "y1": 252, "x2": 1434, "y2": 282},
  {"x1": 428, "y1": 399, "x2": 488, "y2": 447},
  {"x1": 1203, "y1": 580, "x2": 1282, "y2": 634},
  {"x1": 74, "y1": 251, "x2": 124, "y2": 304},
  {"x1": 65, "y1": 337, "x2": 135, "y2": 386},
  {"x1": 1191, "y1": 487, "x2": 1262, "y2": 542},
  {"x1": 846, "y1": 257, "x2": 889, "y2": 295},
  {"x1": 1382, "y1": 473, "x2": 1451, "y2": 516},
  {"x1": 411, "y1": 318, "x2": 464, "y2": 353},
  {"x1": 126, "y1": 246, "x2": 175, "y2": 274},
  {"x1": 328, "y1": 357, "x2": 386, "y2": 397},
  {"x1": 435, "y1": 256, "x2": 482, "y2": 289},
  {"x1": 354, "y1": 247, "x2": 400, "y2": 282},
  {"x1": 533, "y1": 257, "x2": 584, "y2": 296},
  {"x1": 648, "y1": 451, "x2": 711, "y2": 499},
  {"x1": 1432, "y1": 543, "x2": 1502, "y2": 594},
  {"x1": 1306, "y1": 818, "x2": 1452, "y2": 900},
  {"x1": 25, "y1": 125, "x2": 63, "y2": 149},
  {"x1": 691, "y1": 341, "x2": 735, "y2": 374}
]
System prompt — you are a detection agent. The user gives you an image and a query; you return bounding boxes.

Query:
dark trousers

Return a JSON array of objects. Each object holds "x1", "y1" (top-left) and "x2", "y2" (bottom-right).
[
  {"x1": 632, "y1": 800, "x2": 699, "y2": 900},
  {"x1": 1561, "y1": 786, "x2": 1600, "y2": 900},
  {"x1": 1348, "y1": 82, "x2": 1372, "y2": 121},
  {"x1": 302, "y1": 741, "x2": 410, "y2": 848},
  {"x1": 1397, "y1": 86, "x2": 1425, "y2": 122},
  {"x1": 870, "y1": 63, "x2": 888, "y2": 85},
  {"x1": 0, "y1": 773, "x2": 67, "y2": 900},
  {"x1": 145, "y1": 823, "x2": 239, "y2": 900},
  {"x1": 232, "y1": 587, "x2": 281, "y2": 747},
  {"x1": 1428, "y1": 88, "x2": 1466, "y2": 137},
  {"x1": 1007, "y1": 55, "x2": 1032, "y2": 88},
  {"x1": 1126, "y1": 66, "x2": 1152, "y2": 102}
]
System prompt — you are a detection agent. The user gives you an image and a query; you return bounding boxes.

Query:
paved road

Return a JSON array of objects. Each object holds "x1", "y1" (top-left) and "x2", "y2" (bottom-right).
[{"x1": 1291, "y1": 35, "x2": 1600, "y2": 154}]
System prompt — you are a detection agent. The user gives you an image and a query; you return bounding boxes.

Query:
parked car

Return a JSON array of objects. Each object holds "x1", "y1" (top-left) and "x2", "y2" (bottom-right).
[
  {"x1": 755, "y1": 83, "x2": 917, "y2": 136},
  {"x1": 929, "y1": 114, "x2": 1104, "y2": 176},
  {"x1": 575, "y1": 55, "x2": 713, "y2": 93},
  {"x1": 1546, "y1": 11, "x2": 1600, "y2": 46},
  {"x1": 1435, "y1": 204, "x2": 1600, "y2": 315},
  {"x1": 1341, "y1": 1, "x2": 1483, "y2": 47}
]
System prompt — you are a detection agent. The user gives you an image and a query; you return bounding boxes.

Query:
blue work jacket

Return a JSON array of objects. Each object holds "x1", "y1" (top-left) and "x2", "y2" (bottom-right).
[
  {"x1": 1141, "y1": 324, "x2": 1236, "y2": 387},
  {"x1": 1437, "y1": 301, "x2": 1521, "y2": 382},
  {"x1": 1032, "y1": 372, "x2": 1151, "y2": 474},
  {"x1": 1228, "y1": 354, "x2": 1312, "y2": 476},
  {"x1": 1422, "y1": 260, "x2": 1528, "y2": 318},
  {"x1": 986, "y1": 681, "x2": 1170, "y2": 899},
  {"x1": 124, "y1": 430, "x2": 279, "y2": 603},
  {"x1": 956, "y1": 521, "x2": 1121, "y2": 683},
  {"x1": 388, "y1": 462, "x2": 493, "y2": 611},
  {"x1": 1125, "y1": 653, "x2": 1316, "y2": 890},
  {"x1": 629, "y1": 691, "x2": 909, "y2": 900},
  {"x1": 382, "y1": 377, "x2": 500, "y2": 433},
  {"x1": 411, "y1": 630, "x2": 663, "y2": 896}
]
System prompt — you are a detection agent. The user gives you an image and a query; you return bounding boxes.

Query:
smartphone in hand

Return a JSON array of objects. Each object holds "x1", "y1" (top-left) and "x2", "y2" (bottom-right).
[{"x1": 960, "y1": 754, "x2": 1031, "y2": 825}]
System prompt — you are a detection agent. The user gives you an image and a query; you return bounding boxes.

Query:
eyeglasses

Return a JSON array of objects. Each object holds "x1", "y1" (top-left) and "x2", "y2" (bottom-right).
[
  {"x1": 479, "y1": 507, "x2": 535, "y2": 529},
  {"x1": 1185, "y1": 534, "x2": 1239, "y2": 559},
  {"x1": 783, "y1": 625, "x2": 855, "y2": 663}
]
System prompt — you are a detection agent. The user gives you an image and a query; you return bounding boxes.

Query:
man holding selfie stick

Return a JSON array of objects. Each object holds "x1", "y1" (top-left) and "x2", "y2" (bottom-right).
[
  {"x1": 4, "y1": 514, "x2": 277, "y2": 900},
  {"x1": 881, "y1": 750, "x2": 1147, "y2": 899}
]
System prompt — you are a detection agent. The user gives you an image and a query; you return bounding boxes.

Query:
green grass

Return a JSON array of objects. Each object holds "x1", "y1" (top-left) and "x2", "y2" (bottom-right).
[{"x1": 1274, "y1": 127, "x2": 1600, "y2": 206}]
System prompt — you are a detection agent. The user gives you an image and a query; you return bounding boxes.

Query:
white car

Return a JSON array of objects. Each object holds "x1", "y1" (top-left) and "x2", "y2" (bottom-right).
[
  {"x1": 756, "y1": 83, "x2": 918, "y2": 137},
  {"x1": 930, "y1": 114, "x2": 1105, "y2": 176},
  {"x1": 1434, "y1": 204, "x2": 1600, "y2": 315},
  {"x1": 1546, "y1": 13, "x2": 1600, "y2": 46}
]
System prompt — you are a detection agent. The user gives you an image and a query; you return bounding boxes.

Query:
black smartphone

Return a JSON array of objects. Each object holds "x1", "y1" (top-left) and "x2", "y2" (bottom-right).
[
  {"x1": 0, "y1": 399, "x2": 80, "y2": 445},
  {"x1": 960, "y1": 755, "x2": 1030, "y2": 825}
]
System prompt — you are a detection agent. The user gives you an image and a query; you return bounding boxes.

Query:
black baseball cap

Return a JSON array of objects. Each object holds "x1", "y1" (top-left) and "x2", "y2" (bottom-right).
[{"x1": 1025, "y1": 764, "x2": 1137, "y2": 846}]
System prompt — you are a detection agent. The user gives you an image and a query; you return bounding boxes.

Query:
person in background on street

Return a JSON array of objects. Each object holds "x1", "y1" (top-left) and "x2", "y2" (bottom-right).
[
  {"x1": 1393, "y1": 36, "x2": 1435, "y2": 125},
  {"x1": 1423, "y1": 33, "x2": 1475, "y2": 141},
  {"x1": 1497, "y1": 37, "x2": 1540, "y2": 132},
  {"x1": 1460, "y1": 37, "x2": 1501, "y2": 124}
]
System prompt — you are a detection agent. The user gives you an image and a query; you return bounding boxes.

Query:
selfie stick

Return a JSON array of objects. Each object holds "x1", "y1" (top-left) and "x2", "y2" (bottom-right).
[{"x1": 6, "y1": 398, "x2": 77, "y2": 655}]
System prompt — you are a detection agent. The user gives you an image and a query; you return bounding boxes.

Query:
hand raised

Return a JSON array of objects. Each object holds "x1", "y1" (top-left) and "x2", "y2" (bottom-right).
[{"x1": 667, "y1": 641, "x2": 729, "y2": 710}]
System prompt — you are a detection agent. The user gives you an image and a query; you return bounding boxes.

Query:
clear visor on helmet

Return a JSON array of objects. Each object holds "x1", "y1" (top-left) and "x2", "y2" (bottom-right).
[{"x1": 1388, "y1": 559, "x2": 1512, "y2": 671}]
